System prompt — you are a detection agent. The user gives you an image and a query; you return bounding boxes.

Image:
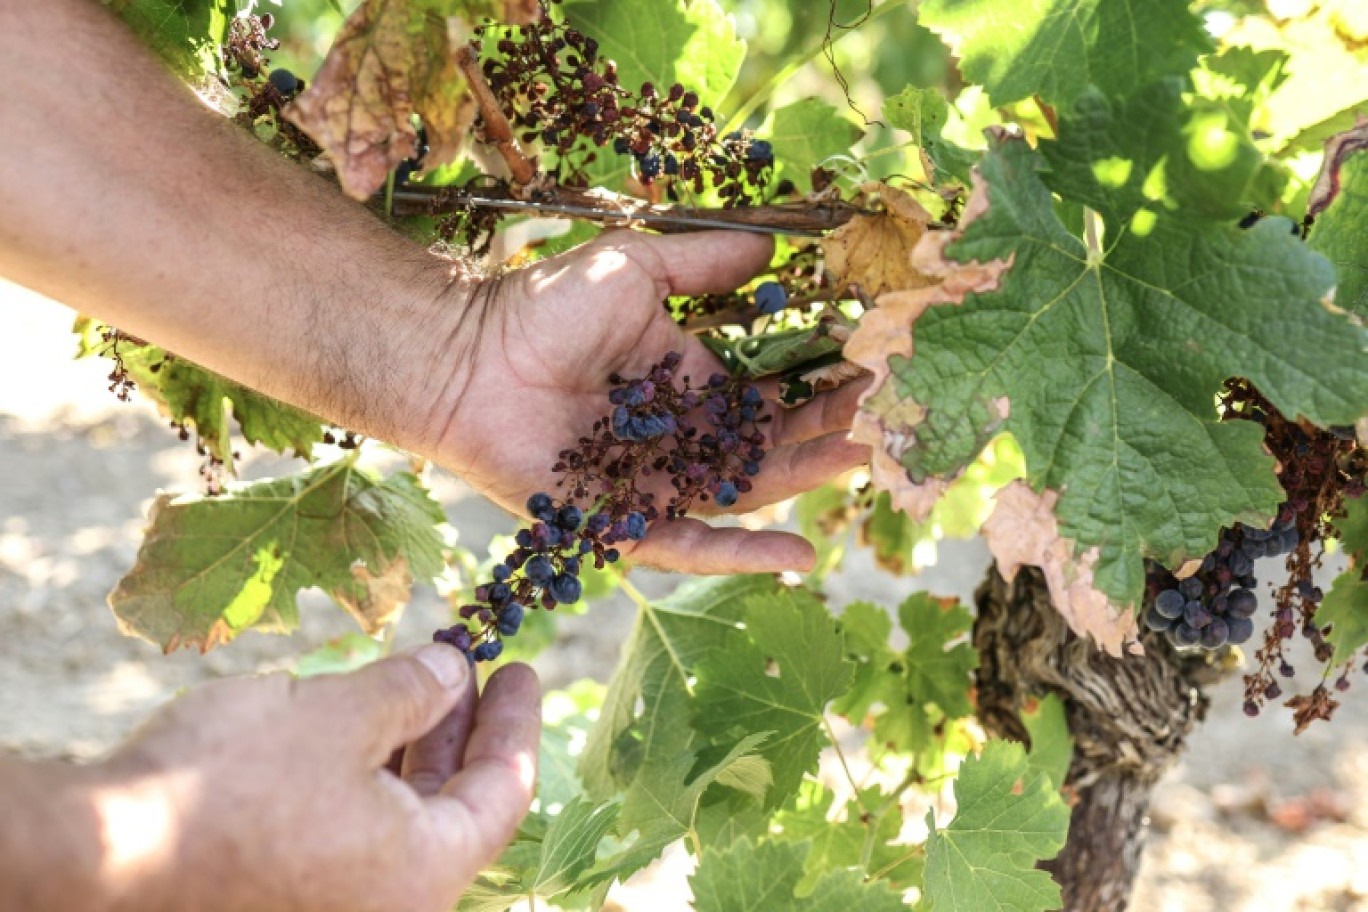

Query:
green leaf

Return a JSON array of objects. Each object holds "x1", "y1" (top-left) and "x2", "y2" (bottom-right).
[
  {"x1": 589, "y1": 688, "x2": 770, "y2": 885},
  {"x1": 701, "y1": 324, "x2": 846, "y2": 380},
  {"x1": 759, "y1": 98, "x2": 864, "y2": 194},
  {"x1": 922, "y1": 740, "x2": 1070, "y2": 912},
  {"x1": 831, "y1": 600, "x2": 897, "y2": 722},
  {"x1": 101, "y1": 339, "x2": 324, "y2": 468},
  {"x1": 109, "y1": 460, "x2": 445, "y2": 651},
  {"x1": 1022, "y1": 694, "x2": 1074, "y2": 790},
  {"x1": 1041, "y1": 81, "x2": 1265, "y2": 222},
  {"x1": 892, "y1": 134, "x2": 1368, "y2": 606},
  {"x1": 920, "y1": 0, "x2": 1211, "y2": 109},
  {"x1": 862, "y1": 492, "x2": 927, "y2": 576},
  {"x1": 578, "y1": 575, "x2": 778, "y2": 797},
  {"x1": 538, "y1": 682, "x2": 605, "y2": 811},
  {"x1": 689, "y1": 838, "x2": 907, "y2": 912},
  {"x1": 1323, "y1": 496, "x2": 1368, "y2": 666},
  {"x1": 1321, "y1": 569, "x2": 1368, "y2": 667},
  {"x1": 1308, "y1": 150, "x2": 1368, "y2": 319},
  {"x1": 883, "y1": 85, "x2": 976, "y2": 185},
  {"x1": 793, "y1": 483, "x2": 852, "y2": 586},
  {"x1": 871, "y1": 594, "x2": 978, "y2": 753},
  {"x1": 771, "y1": 782, "x2": 923, "y2": 893},
  {"x1": 458, "y1": 798, "x2": 621, "y2": 911},
  {"x1": 561, "y1": 0, "x2": 745, "y2": 105},
  {"x1": 691, "y1": 587, "x2": 854, "y2": 809},
  {"x1": 110, "y1": 0, "x2": 232, "y2": 80}
]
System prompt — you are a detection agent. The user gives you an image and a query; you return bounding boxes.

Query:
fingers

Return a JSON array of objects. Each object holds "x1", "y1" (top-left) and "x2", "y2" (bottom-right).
[
  {"x1": 300, "y1": 645, "x2": 473, "y2": 768},
  {"x1": 602, "y1": 230, "x2": 775, "y2": 297},
  {"x1": 401, "y1": 670, "x2": 480, "y2": 796},
  {"x1": 739, "y1": 431, "x2": 869, "y2": 509},
  {"x1": 629, "y1": 519, "x2": 817, "y2": 574},
  {"x1": 426, "y1": 664, "x2": 542, "y2": 869},
  {"x1": 766, "y1": 378, "x2": 870, "y2": 448}
]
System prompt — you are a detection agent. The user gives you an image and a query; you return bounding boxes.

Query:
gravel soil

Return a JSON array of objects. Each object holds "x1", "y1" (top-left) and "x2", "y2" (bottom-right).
[{"x1": 3, "y1": 282, "x2": 1367, "y2": 910}]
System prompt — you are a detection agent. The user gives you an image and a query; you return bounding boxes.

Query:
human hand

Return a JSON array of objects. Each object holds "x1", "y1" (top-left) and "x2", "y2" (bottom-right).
[
  {"x1": 431, "y1": 230, "x2": 869, "y2": 575},
  {"x1": 88, "y1": 647, "x2": 540, "y2": 912}
]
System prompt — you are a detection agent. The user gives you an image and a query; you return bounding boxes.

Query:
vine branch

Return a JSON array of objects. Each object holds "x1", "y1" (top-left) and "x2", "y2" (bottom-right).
[
  {"x1": 454, "y1": 44, "x2": 537, "y2": 187},
  {"x1": 392, "y1": 183, "x2": 866, "y2": 237}
]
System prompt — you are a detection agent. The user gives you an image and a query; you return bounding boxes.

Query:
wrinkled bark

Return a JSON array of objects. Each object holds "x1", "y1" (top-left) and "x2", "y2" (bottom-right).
[{"x1": 974, "y1": 565, "x2": 1231, "y2": 912}]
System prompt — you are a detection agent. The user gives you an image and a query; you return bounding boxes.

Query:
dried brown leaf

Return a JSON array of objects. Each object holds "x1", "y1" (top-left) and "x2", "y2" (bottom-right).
[
  {"x1": 286, "y1": 0, "x2": 536, "y2": 200},
  {"x1": 982, "y1": 481, "x2": 1141, "y2": 657},
  {"x1": 821, "y1": 183, "x2": 937, "y2": 298},
  {"x1": 845, "y1": 172, "x2": 1013, "y2": 521},
  {"x1": 333, "y1": 558, "x2": 414, "y2": 635}
]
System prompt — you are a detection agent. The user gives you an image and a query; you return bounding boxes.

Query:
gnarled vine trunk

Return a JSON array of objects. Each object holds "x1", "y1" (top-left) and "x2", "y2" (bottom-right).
[{"x1": 973, "y1": 565, "x2": 1231, "y2": 911}]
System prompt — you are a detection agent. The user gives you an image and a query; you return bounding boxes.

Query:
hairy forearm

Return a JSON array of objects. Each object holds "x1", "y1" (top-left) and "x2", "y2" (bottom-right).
[{"x1": 0, "y1": 0, "x2": 478, "y2": 452}]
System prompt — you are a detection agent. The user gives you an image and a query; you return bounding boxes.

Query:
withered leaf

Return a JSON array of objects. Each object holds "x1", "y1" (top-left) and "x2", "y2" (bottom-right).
[{"x1": 821, "y1": 183, "x2": 937, "y2": 298}]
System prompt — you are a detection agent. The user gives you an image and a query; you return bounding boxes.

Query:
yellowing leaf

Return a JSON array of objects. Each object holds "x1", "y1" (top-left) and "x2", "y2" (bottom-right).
[
  {"x1": 286, "y1": 0, "x2": 535, "y2": 200},
  {"x1": 821, "y1": 183, "x2": 937, "y2": 297},
  {"x1": 845, "y1": 174, "x2": 1013, "y2": 521},
  {"x1": 982, "y1": 481, "x2": 1140, "y2": 657},
  {"x1": 332, "y1": 558, "x2": 413, "y2": 635}
]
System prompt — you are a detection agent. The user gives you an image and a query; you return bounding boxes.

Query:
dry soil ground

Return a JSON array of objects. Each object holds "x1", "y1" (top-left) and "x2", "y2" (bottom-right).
[{"x1": 4, "y1": 282, "x2": 1368, "y2": 910}]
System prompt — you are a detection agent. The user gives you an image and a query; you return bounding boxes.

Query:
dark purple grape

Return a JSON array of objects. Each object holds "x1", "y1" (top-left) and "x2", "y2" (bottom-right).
[
  {"x1": 496, "y1": 602, "x2": 525, "y2": 636},
  {"x1": 527, "y1": 492, "x2": 555, "y2": 521},
  {"x1": 1173, "y1": 623, "x2": 1201, "y2": 647},
  {"x1": 268, "y1": 68, "x2": 299, "y2": 95},
  {"x1": 1201, "y1": 618, "x2": 1230, "y2": 649},
  {"x1": 473, "y1": 640, "x2": 504, "y2": 662},
  {"x1": 1145, "y1": 605, "x2": 1173, "y2": 632},
  {"x1": 525, "y1": 554, "x2": 555, "y2": 588},
  {"x1": 1155, "y1": 589, "x2": 1185, "y2": 619},
  {"x1": 549, "y1": 573, "x2": 582, "y2": 604},
  {"x1": 1184, "y1": 601, "x2": 1213, "y2": 628},
  {"x1": 1227, "y1": 588, "x2": 1258, "y2": 618},
  {"x1": 1226, "y1": 616, "x2": 1255, "y2": 645},
  {"x1": 716, "y1": 481, "x2": 739, "y2": 508},
  {"x1": 755, "y1": 281, "x2": 789, "y2": 315},
  {"x1": 1179, "y1": 577, "x2": 1204, "y2": 600}
]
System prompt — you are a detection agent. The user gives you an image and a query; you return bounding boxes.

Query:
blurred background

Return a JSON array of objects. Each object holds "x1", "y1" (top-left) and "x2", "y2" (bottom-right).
[{"x1": 6, "y1": 0, "x2": 1368, "y2": 908}]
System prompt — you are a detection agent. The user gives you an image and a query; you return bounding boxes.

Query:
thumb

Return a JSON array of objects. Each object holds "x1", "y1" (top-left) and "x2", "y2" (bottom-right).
[
  {"x1": 300, "y1": 644, "x2": 473, "y2": 768},
  {"x1": 600, "y1": 229, "x2": 775, "y2": 297}
]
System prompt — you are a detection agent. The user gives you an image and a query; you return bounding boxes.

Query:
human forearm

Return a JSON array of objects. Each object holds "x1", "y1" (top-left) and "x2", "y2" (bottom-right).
[{"x1": 0, "y1": 0, "x2": 477, "y2": 453}]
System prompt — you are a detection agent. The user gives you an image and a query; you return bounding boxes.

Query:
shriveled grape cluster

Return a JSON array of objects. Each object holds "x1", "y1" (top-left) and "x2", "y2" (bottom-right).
[
  {"x1": 476, "y1": 4, "x2": 773, "y2": 204},
  {"x1": 1142, "y1": 378, "x2": 1367, "y2": 730},
  {"x1": 434, "y1": 352, "x2": 769, "y2": 661}
]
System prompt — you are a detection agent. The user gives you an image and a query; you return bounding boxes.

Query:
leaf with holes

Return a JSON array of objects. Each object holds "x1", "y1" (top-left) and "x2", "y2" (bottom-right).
[{"x1": 691, "y1": 586, "x2": 853, "y2": 810}]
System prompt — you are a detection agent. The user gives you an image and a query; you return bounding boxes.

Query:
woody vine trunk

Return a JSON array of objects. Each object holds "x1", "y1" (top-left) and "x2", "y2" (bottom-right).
[{"x1": 973, "y1": 565, "x2": 1232, "y2": 912}]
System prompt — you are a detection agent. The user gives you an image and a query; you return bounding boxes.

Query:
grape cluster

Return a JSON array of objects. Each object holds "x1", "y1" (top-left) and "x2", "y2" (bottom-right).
[
  {"x1": 1145, "y1": 515, "x2": 1300, "y2": 650},
  {"x1": 434, "y1": 352, "x2": 768, "y2": 661},
  {"x1": 476, "y1": 5, "x2": 772, "y2": 204}
]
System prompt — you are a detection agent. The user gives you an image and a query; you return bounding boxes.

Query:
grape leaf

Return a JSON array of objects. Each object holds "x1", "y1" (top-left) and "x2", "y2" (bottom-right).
[
  {"x1": 759, "y1": 98, "x2": 864, "y2": 194},
  {"x1": 1323, "y1": 496, "x2": 1368, "y2": 665},
  {"x1": 93, "y1": 335, "x2": 324, "y2": 469},
  {"x1": 578, "y1": 575, "x2": 777, "y2": 798},
  {"x1": 1021, "y1": 694, "x2": 1073, "y2": 790},
  {"x1": 873, "y1": 594, "x2": 978, "y2": 753},
  {"x1": 294, "y1": 631, "x2": 385, "y2": 677},
  {"x1": 111, "y1": 0, "x2": 232, "y2": 80},
  {"x1": 1308, "y1": 147, "x2": 1368, "y2": 318},
  {"x1": 821, "y1": 183, "x2": 936, "y2": 298},
  {"x1": 691, "y1": 586, "x2": 854, "y2": 809},
  {"x1": 831, "y1": 600, "x2": 897, "y2": 722},
  {"x1": 561, "y1": 0, "x2": 745, "y2": 106},
  {"x1": 287, "y1": 0, "x2": 536, "y2": 200},
  {"x1": 885, "y1": 132, "x2": 1368, "y2": 609},
  {"x1": 689, "y1": 838, "x2": 907, "y2": 912},
  {"x1": 1040, "y1": 81, "x2": 1266, "y2": 222},
  {"x1": 458, "y1": 798, "x2": 620, "y2": 912},
  {"x1": 586, "y1": 687, "x2": 770, "y2": 886},
  {"x1": 155, "y1": 355, "x2": 323, "y2": 466},
  {"x1": 922, "y1": 740, "x2": 1070, "y2": 912},
  {"x1": 771, "y1": 782, "x2": 923, "y2": 893},
  {"x1": 109, "y1": 459, "x2": 445, "y2": 652},
  {"x1": 919, "y1": 0, "x2": 1211, "y2": 109},
  {"x1": 1320, "y1": 570, "x2": 1368, "y2": 668},
  {"x1": 883, "y1": 85, "x2": 976, "y2": 185}
]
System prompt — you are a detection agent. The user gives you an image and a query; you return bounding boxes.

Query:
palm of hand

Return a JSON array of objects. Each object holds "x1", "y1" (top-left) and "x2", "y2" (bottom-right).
[{"x1": 436, "y1": 230, "x2": 868, "y2": 575}]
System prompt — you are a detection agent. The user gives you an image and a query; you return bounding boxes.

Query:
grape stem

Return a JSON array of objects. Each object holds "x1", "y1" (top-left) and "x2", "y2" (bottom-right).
[{"x1": 453, "y1": 43, "x2": 538, "y2": 187}]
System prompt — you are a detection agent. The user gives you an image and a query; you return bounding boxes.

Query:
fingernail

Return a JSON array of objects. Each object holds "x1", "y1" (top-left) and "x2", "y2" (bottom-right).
[{"x1": 412, "y1": 644, "x2": 469, "y2": 691}]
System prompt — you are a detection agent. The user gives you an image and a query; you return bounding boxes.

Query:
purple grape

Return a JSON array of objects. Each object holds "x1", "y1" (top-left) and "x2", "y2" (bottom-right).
[{"x1": 755, "y1": 281, "x2": 789, "y2": 315}]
